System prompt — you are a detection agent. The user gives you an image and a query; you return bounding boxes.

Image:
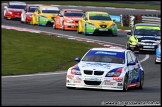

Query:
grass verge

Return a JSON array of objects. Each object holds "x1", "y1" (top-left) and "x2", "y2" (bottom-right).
[{"x1": 2, "y1": 29, "x2": 101, "y2": 76}]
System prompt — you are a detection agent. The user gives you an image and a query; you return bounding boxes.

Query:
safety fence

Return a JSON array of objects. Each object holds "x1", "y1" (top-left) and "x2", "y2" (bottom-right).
[{"x1": 112, "y1": 14, "x2": 161, "y2": 27}]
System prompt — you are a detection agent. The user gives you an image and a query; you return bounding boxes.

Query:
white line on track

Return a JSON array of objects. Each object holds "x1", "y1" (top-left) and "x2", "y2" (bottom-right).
[
  {"x1": 140, "y1": 54, "x2": 150, "y2": 63},
  {"x1": 2, "y1": 72, "x2": 67, "y2": 78},
  {"x1": 41, "y1": 31, "x2": 126, "y2": 47}
]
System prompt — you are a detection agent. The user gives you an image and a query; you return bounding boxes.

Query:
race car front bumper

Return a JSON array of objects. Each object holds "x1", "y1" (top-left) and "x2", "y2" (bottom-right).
[
  {"x1": 129, "y1": 44, "x2": 157, "y2": 52},
  {"x1": 85, "y1": 28, "x2": 117, "y2": 36},
  {"x1": 5, "y1": 13, "x2": 21, "y2": 19},
  {"x1": 66, "y1": 75, "x2": 124, "y2": 90},
  {"x1": 64, "y1": 22, "x2": 78, "y2": 30}
]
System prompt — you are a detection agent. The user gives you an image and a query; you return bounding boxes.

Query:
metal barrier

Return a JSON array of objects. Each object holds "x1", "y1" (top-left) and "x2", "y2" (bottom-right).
[{"x1": 141, "y1": 16, "x2": 161, "y2": 25}]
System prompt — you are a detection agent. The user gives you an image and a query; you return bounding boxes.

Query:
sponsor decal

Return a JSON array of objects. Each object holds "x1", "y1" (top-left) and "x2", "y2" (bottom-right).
[
  {"x1": 104, "y1": 82, "x2": 116, "y2": 85},
  {"x1": 67, "y1": 75, "x2": 74, "y2": 79},
  {"x1": 74, "y1": 80, "x2": 81, "y2": 83},
  {"x1": 76, "y1": 76, "x2": 82, "y2": 80},
  {"x1": 82, "y1": 63, "x2": 111, "y2": 69},
  {"x1": 113, "y1": 77, "x2": 123, "y2": 81},
  {"x1": 95, "y1": 51, "x2": 117, "y2": 55},
  {"x1": 104, "y1": 80, "x2": 115, "y2": 85},
  {"x1": 85, "y1": 77, "x2": 101, "y2": 81}
]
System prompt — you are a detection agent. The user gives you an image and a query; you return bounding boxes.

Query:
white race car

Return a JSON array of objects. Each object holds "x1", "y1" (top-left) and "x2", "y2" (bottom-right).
[
  {"x1": 21, "y1": 4, "x2": 42, "y2": 23},
  {"x1": 66, "y1": 48, "x2": 144, "y2": 91},
  {"x1": 4, "y1": 1, "x2": 26, "y2": 19}
]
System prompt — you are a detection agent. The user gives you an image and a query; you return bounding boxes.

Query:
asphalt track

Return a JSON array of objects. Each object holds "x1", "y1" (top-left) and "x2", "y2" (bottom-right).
[{"x1": 2, "y1": 4, "x2": 161, "y2": 106}]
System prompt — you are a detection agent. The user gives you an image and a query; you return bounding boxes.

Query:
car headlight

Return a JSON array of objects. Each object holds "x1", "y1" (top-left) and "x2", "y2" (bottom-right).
[
  {"x1": 110, "y1": 23, "x2": 116, "y2": 28},
  {"x1": 105, "y1": 68, "x2": 122, "y2": 77},
  {"x1": 8, "y1": 10, "x2": 12, "y2": 14},
  {"x1": 66, "y1": 20, "x2": 73, "y2": 23},
  {"x1": 136, "y1": 42, "x2": 145, "y2": 45},
  {"x1": 71, "y1": 69, "x2": 81, "y2": 75},
  {"x1": 87, "y1": 22, "x2": 96, "y2": 28}
]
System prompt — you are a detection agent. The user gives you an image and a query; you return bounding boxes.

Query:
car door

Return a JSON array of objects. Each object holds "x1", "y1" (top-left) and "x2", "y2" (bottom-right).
[
  {"x1": 126, "y1": 51, "x2": 136, "y2": 84},
  {"x1": 82, "y1": 13, "x2": 88, "y2": 32},
  {"x1": 129, "y1": 51, "x2": 141, "y2": 82}
]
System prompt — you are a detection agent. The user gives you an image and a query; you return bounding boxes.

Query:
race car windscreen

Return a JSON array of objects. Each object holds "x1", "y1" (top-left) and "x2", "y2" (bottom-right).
[
  {"x1": 42, "y1": 9, "x2": 59, "y2": 13},
  {"x1": 134, "y1": 29, "x2": 161, "y2": 36},
  {"x1": 64, "y1": 12, "x2": 83, "y2": 17},
  {"x1": 89, "y1": 14, "x2": 112, "y2": 20},
  {"x1": 29, "y1": 7, "x2": 38, "y2": 12},
  {"x1": 8, "y1": 5, "x2": 26, "y2": 10},
  {"x1": 82, "y1": 50, "x2": 125, "y2": 64}
]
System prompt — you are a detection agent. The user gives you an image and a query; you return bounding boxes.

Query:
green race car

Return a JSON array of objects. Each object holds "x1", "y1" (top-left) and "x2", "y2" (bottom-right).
[
  {"x1": 77, "y1": 11, "x2": 118, "y2": 36},
  {"x1": 31, "y1": 6, "x2": 60, "y2": 26}
]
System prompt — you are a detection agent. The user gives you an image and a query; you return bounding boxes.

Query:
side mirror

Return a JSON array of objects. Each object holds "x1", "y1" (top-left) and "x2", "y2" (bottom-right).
[
  {"x1": 113, "y1": 19, "x2": 116, "y2": 22},
  {"x1": 127, "y1": 61, "x2": 136, "y2": 66},
  {"x1": 127, "y1": 32, "x2": 131, "y2": 37},
  {"x1": 75, "y1": 57, "x2": 81, "y2": 62},
  {"x1": 4, "y1": 6, "x2": 7, "y2": 9},
  {"x1": 59, "y1": 14, "x2": 63, "y2": 17},
  {"x1": 127, "y1": 32, "x2": 131, "y2": 35}
]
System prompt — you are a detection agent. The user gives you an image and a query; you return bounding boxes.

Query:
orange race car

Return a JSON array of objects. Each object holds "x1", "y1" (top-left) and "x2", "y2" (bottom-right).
[{"x1": 53, "y1": 9, "x2": 84, "y2": 30}]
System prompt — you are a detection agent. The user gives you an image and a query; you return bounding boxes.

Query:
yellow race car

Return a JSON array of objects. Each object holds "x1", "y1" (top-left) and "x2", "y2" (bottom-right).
[
  {"x1": 31, "y1": 6, "x2": 60, "y2": 26},
  {"x1": 77, "y1": 11, "x2": 118, "y2": 36}
]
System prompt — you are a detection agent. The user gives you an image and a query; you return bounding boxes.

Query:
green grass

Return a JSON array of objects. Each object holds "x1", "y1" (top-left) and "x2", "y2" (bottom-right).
[
  {"x1": 25, "y1": 1, "x2": 160, "y2": 10},
  {"x1": 2, "y1": 29, "x2": 101, "y2": 76}
]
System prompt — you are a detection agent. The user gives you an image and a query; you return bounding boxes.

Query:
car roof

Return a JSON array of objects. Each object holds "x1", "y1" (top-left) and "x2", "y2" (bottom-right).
[
  {"x1": 27, "y1": 4, "x2": 43, "y2": 7},
  {"x1": 39, "y1": 6, "x2": 59, "y2": 10},
  {"x1": 135, "y1": 23, "x2": 160, "y2": 27},
  {"x1": 9, "y1": 1, "x2": 26, "y2": 5},
  {"x1": 90, "y1": 48, "x2": 126, "y2": 53}
]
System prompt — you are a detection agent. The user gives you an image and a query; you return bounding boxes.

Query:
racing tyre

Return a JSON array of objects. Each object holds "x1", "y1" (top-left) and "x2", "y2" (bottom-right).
[
  {"x1": 112, "y1": 33, "x2": 117, "y2": 36},
  {"x1": 138, "y1": 72, "x2": 144, "y2": 89},
  {"x1": 123, "y1": 75, "x2": 128, "y2": 92}
]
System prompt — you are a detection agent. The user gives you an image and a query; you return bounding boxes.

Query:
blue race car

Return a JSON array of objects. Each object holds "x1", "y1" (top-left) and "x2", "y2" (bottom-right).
[{"x1": 155, "y1": 42, "x2": 161, "y2": 64}]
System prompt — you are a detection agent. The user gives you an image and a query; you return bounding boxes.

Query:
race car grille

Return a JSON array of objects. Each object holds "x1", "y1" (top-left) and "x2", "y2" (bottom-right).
[
  {"x1": 94, "y1": 71, "x2": 104, "y2": 75},
  {"x1": 100, "y1": 25, "x2": 107, "y2": 28},
  {"x1": 84, "y1": 80, "x2": 101, "y2": 85},
  {"x1": 84, "y1": 70, "x2": 93, "y2": 75},
  {"x1": 13, "y1": 12, "x2": 21, "y2": 15}
]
